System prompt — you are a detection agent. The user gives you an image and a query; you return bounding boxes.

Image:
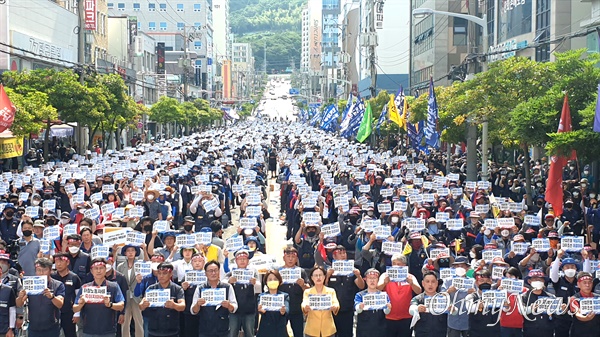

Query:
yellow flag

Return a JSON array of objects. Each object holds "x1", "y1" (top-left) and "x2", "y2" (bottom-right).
[
  {"x1": 421, "y1": 235, "x2": 430, "y2": 248},
  {"x1": 400, "y1": 95, "x2": 408, "y2": 131},
  {"x1": 402, "y1": 243, "x2": 412, "y2": 255},
  {"x1": 455, "y1": 239, "x2": 462, "y2": 254},
  {"x1": 388, "y1": 94, "x2": 403, "y2": 128}
]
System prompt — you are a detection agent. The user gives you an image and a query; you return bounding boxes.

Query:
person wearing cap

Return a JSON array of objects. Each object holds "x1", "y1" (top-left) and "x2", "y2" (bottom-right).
[
  {"x1": 520, "y1": 269, "x2": 553, "y2": 337},
  {"x1": 17, "y1": 257, "x2": 65, "y2": 337},
  {"x1": 354, "y1": 268, "x2": 391, "y2": 337},
  {"x1": 294, "y1": 221, "x2": 320, "y2": 270},
  {"x1": 324, "y1": 245, "x2": 364, "y2": 337},
  {"x1": 224, "y1": 249, "x2": 260, "y2": 337},
  {"x1": 301, "y1": 266, "x2": 340, "y2": 337},
  {"x1": 465, "y1": 270, "x2": 500, "y2": 337},
  {"x1": 117, "y1": 245, "x2": 144, "y2": 337},
  {"x1": 73, "y1": 257, "x2": 126, "y2": 337},
  {"x1": 51, "y1": 252, "x2": 82, "y2": 337},
  {"x1": 504, "y1": 234, "x2": 529, "y2": 269},
  {"x1": 64, "y1": 234, "x2": 91, "y2": 281},
  {"x1": 409, "y1": 270, "x2": 447, "y2": 337},
  {"x1": 0, "y1": 256, "x2": 16, "y2": 337},
  {"x1": 32, "y1": 219, "x2": 45, "y2": 239},
  {"x1": 377, "y1": 253, "x2": 421, "y2": 337},
  {"x1": 150, "y1": 231, "x2": 181, "y2": 262},
  {"x1": 181, "y1": 216, "x2": 195, "y2": 234},
  {"x1": 16, "y1": 220, "x2": 39, "y2": 276},
  {"x1": 191, "y1": 260, "x2": 238, "y2": 337},
  {"x1": 172, "y1": 247, "x2": 197, "y2": 282},
  {"x1": 181, "y1": 252, "x2": 206, "y2": 336},
  {"x1": 404, "y1": 232, "x2": 428, "y2": 284},
  {"x1": 0, "y1": 204, "x2": 19, "y2": 243},
  {"x1": 277, "y1": 246, "x2": 308, "y2": 337},
  {"x1": 569, "y1": 271, "x2": 600, "y2": 334},
  {"x1": 549, "y1": 248, "x2": 588, "y2": 337},
  {"x1": 440, "y1": 256, "x2": 473, "y2": 337},
  {"x1": 140, "y1": 262, "x2": 186, "y2": 337},
  {"x1": 143, "y1": 190, "x2": 161, "y2": 220}
]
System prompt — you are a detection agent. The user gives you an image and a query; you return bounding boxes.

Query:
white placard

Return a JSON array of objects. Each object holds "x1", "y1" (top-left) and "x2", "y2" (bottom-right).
[
  {"x1": 280, "y1": 267, "x2": 302, "y2": 284},
  {"x1": 176, "y1": 234, "x2": 196, "y2": 248},
  {"x1": 185, "y1": 270, "x2": 207, "y2": 285},
  {"x1": 202, "y1": 198, "x2": 219, "y2": 212},
  {"x1": 380, "y1": 189, "x2": 393, "y2": 197},
  {"x1": 72, "y1": 193, "x2": 84, "y2": 204},
  {"x1": 239, "y1": 217, "x2": 256, "y2": 229},
  {"x1": 579, "y1": 298, "x2": 600, "y2": 315},
  {"x1": 195, "y1": 232, "x2": 213, "y2": 246},
  {"x1": 18, "y1": 192, "x2": 29, "y2": 202},
  {"x1": 246, "y1": 206, "x2": 261, "y2": 217},
  {"x1": 484, "y1": 219, "x2": 498, "y2": 229},
  {"x1": 232, "y1": 268, "x2": 254, "y2": 284},
  {"x1": 363, "y1": 292, "x2": 388, "y2": 310},
  {"x1": 500, "y1": 278, "x2": 524, "y2": 294},
  {"x1": 42, "y1": 199, "x2": 56, "y2": 211},
  {"x1": 481, "y1": 290, "x2": 507, "y2": 308},
  {"x1": 394, "y1": 201, "x2": 408, "y2": 211},
  {"x1": 382, "y1": 241, "x2": 403, "y2": 256},
  {"x1": 436, "y1": 212, "x2": 449, "y2": 223},
  {"x1": 378, "y1": 203, "x2": 392, "y2": 213},
  {"x1": 25, "y1": 206, "x2": 40, "y2": 218},
  {"x1": 91, "y1": 245, "x2": 110, "y2": 260},
  {"x1": 332, "y1": 260, "x2": 354, "y2": 276},
  {"x1": 374, "y1": 226, "x2": 391, "y2": 240},
  {"x1": 531, "y1": 238, "x2": 550, "y2": 252},
  {"x1": 135, "y1": 261, "x2": 152, "y2": 276},
  {"x1": 23, "y1": 276, "x2": 47, "y2": 295},
  {"x1": 152, "y1": 220, "x2": 169, "y2": 233},
  {"x1": 452, "y1": 277, "x2": 475, "y2": 290},
  {"x1": 482, "y1": 249, "x2": 503, "y2": 263},
  {"x1": 39, "y1": 239, "x2": 51, "y2": 254},
  {"x1": 226, "y1": 236, "x2": 244, "y2": 252},
  {"x1": 246, "y1": 194, "x2": 261, "y2": 206},
  {"x1": 440, "y1": 268, "x2": 455, "y2": 280},
  {"x1": 90, "y1": 192, "x2": 103, "y2": 203},
  {"x1": 561, "y1": 236, "x2": 584, "y2": 252},
  {"x1": 63, "y1": 224, "x2": 77, "y2": 236},
  {"x1": 131, "y1": 192, "x2": 144, "y2": 202},
  {"x1": 103, "y1": 228, "x2": 129, "y2": 246},
  {"x1": 84, "y1": 208, "x2": 101, "y2": 220},
  {"x1": 475, "y1": 205, "x2": 489, "y2": 214},
  {"x1": 126, "y1": 231, "x2": 145, "y2": 246},
  {"x1": 201, "y1": 288, "x2": 226, "y2": 306},
  {"x1": 147, "y1": 289, "x2": 170, "y2": 307},
  {"x1": 308, "y1": 294, "x2": 332, "y2": 310},
  {"x1": 492, "y1": 265, "x2": 507, "y2": 281},
  {"x1": 406, "y1": 218, "x2": 425, "y2": 232},
  {"x1": 260, "y1": 294, "x2": 285, "y2": 311},
  {"x1": 524, "y1": 215, "x2": 540, "y2": 226},
  {"x1": 387, "y1": 266, "x2": 408, "y2": 282},
  {"x1": 446, "y1": 219, "x2": 463, "y2": 231},
  {"x1": 43, "y1": 226, "x2": 61, "y2": 240},
  {"x1": 82, "y1": 286, "x2": 107, "y2": 303},
  {"x1": 430, "y1": 248, "x2": 449, "y2": 260},
  {"x1": 321, "y1": 224, "x2": 341, "y2": 239},
  {"x1": 511, "y1": 242, "x2": 529, "y2": 255},
  {"x1": 497, "y1": 218, "x2": 515, "y2": 228}
]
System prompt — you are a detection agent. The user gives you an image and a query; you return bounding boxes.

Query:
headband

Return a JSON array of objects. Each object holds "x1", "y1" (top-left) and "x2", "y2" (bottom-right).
[{"x1": 91, "y1": 261, "x2": 106, "y2": 268}]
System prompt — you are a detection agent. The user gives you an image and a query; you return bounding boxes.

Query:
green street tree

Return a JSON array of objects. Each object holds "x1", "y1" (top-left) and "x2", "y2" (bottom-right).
[{"x1": 149, "y1": 96, "x2": 184, "y2": 137}]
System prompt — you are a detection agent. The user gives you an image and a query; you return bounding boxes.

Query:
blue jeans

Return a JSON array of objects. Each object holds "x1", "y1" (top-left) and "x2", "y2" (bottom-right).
[
  {"x1": 229, "y1": 313, "x2": 255, "y2": 337},
  {"x1": 500, "y1": 327, "x2": 523, "y2": 337},
  {"x1": 143, "y1": 316, "x2": 149, "y2": 337},
  {"x1": 28, "y1": 324, "x2": 60, "y2": 337}
]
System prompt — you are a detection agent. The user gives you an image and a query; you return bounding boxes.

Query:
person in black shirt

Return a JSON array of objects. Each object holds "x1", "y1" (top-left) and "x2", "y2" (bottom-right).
[
  {"x1": 16, "y1": 257, "x2": 65, "y2": 337},
  {"x1": 51, "y1": 252, "x2": 81, "y2": 337},
  {"x1": 140, "y1": 262, "x2": 185, "y2": 337},
  {"x1": 277, "y1": 247, "x2": 308, "y2": 337}
]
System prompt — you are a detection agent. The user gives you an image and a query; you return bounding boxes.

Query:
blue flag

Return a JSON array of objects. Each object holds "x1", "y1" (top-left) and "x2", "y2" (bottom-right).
[
  {"x1": 594, "y1": 83, "x2": 600, "y2": 132},
  {"x1": 425, "y1": 78, "x2": 440, "y2": 149},
  {"x1": 342, "y1": 94, "x2": 353, "y2": 121},
  {"x1": 309, "y1": 107, "x2": 322, "y2": 126},
  {"x1": 342, "y1": 98, "x2": 365, "y2": 138},
  {"x1": 320, "y1": 105, "x2": 339, "y2": 131},
  {"x1": 375, "y1": 104, "x2": 388, "y2": 134}
]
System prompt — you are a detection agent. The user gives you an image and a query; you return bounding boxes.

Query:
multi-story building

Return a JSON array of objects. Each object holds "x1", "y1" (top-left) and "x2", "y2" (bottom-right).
[
  {"x1": 301, "y1": 6, "x2": 310, "y2": 71},
  {"x1": 410, "y1": 0, "x2": 590, "y2": 94},
  {"x1": 107, "y1": 0, "x2": 214, "y2": 99},
  {"x1": 213, "y1": 0, "x2": 230, "y2": 99},
  {"x1": 232, "y1": 43, "x2": 254, "y2": 99}
]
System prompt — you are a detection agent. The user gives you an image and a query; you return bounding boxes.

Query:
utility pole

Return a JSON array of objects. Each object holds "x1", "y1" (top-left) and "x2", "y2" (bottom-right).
[
  {"x1": 368, "y1": 0, "x2": 377, "y2": 99},
  {"x1": 263, "y1": 41, "x2": 267, "y2": 75},
  {"x1": 77, "y1": 0, "x2": 85, "y2": 85}
]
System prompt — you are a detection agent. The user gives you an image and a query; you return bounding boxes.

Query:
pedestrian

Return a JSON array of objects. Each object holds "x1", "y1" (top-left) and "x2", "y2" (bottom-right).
[
  {"x1": 16, "y1": 257, "x2": 65, "y2": 337},
  {"x1": 73, "y1": 257, "x2": 126, "y2": 337},
  {"x1": 256, "y1": 270, "x2": 289, "y2": 337},
  {"x1": 139, "y1": 262, "x2": 186, "y2": 337},
  {"x1": 301, "y1": 266, "x2": 340, "y2": 337}
]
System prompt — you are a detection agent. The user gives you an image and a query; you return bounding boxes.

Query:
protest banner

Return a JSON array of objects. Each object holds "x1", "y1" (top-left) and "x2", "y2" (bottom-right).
[
  {"x1": 280, "y1": 267, "x2": 302, "y2": 284},
  {"x1": 147, "y1": 289, "x2": 170, "y2": 307},
  {"x1": 185, "y1": 270, "x2": 207, "y2": 285},
  {"x1": 308, "y1": 294, "x2": 332, "y2": 310},
  {"x1": 201, "y1": 288, "x2": 226, "y2": 306},
  {"x1": 260, "y1": 294, "x2": 285, "y2": 311},
  {"x1": 387, "y1": 266, "x2": 408, "y2": 282},
  {"x1": 232, "y1": 268, "x2": 254, "y2": 284},
  {"x1": 362, "y1": 293, "x2": 388, "y2": 310},
  {"x1": 332, "y1": 260, "x2": 354, "y2": 276},
  {"x1": 23, "y1": 276, "x2": 47, "y2": 295},
  {"x1": 82, "y1": 286, "x2": 107, "y2": 303},
  {"x1": 135, "y1": 261, "x2": 152, "y2": 276}
]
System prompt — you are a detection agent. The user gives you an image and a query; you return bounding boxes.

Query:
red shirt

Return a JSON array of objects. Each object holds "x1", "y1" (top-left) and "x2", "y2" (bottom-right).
[
  {"x1": 501, "y1": 292, "x2": 524, "y2": 328},
  {"x1": 385, "y1": 280, "x2": 413, "y2": 320}
]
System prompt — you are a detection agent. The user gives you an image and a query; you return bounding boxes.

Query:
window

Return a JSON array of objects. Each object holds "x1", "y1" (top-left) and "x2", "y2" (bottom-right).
[
  {"x1": 487, "y1": 0, "x2": 495, "y2": 48},
  {"x1": 177, "y1": 4, "x2": 184, "y2": 11},
  {"x1": 194, "y1": 41, "x2": 202, "y2": 49},
  {"x1": 159, "y1": 22, "x2": 167, "y2": 31},
  {"x1": 148, "y1": 22, "x2": 156, "y2": 31},
  {"x1": 535, "y1": 0, "x2": 550, "y2": 62},
  {"x1": 107, "y1": 3, "x2": 114, "y2": 9},
  {"x1": 137, "y1": 21, "x2": 142, "y2": 31},
  {"x1": 453, "y1": 17, "x2": 467, "y2": 46},
  {"x1": 194, "y1": 3, "x2": 201, "y2": 11},
  {"x1": 195, "y1": 59, "x2": 202, "y2": 68},
  {"x1": 148, "y1": 3, "x2": 155, "y2": 11},
  {"x1": 177, "y1": 22, "x2": 185, "y2": 31},
  {"x1": 159, "y1": 3, "x2": 167, "y2": 11},
  {"x1": 194, "y1": 22, "x2": 202, "y2": 28},
  {"x1": 133, "y1": 3, "x2": 140, "y2": 11}
]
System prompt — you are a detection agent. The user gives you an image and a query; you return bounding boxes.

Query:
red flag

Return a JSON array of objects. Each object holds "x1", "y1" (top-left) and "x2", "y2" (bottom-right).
[
  {"x1": 0, "y1": 85, "x2": 16, "y2": 133},
  {"x1": 545, "y1": 95, "x2": 575, "y2": 217}
]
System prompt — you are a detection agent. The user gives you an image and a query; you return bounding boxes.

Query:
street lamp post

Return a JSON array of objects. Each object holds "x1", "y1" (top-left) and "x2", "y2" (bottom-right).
[{"x1": 412, "y1": 8, "x2": 489, "y2": 181}]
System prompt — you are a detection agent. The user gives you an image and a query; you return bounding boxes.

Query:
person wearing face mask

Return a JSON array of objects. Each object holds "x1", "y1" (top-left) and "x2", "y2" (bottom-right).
[
  {"x1": 294, "y1": 222, "x2": 320, "y2": 270},
  {"x1": 64, "y1": 234, "x2": 91, "y2": 281},
  {"x1": 143, "y1": 189, "x2": 161, "y2": 220},
  {"x1": 549, "y1": 250, "x2": 587, "y2": 337},
  {"x1": 256, "y1": 270, "x2": 289, "y2": 337},
  {"x1": 441, "y1": 256, "x2": 474, "y2": 337},
  {"x1": 404, "y1": 232, "x2": 428, "y2": 284},
  {"x1": 475, "y1": 225, "x2": 498, "y2": 247},
  {"x1": 0, "y1": 204, "x2": 19, "y2": 243},
  {"x1": 561, "y1": 199, "x2": 581, "y2": 231},
  {"x1": 521, "y1": 269, "x2": 554, "y2": 337},
  {"x1": 181, "y1": 216, "x2": 195, "y2": 234},
  {"x1": 16, "y1": 220, "x2": 39, "y2": 276},
  {"x1": 465, "y1": 270, "x2": 501, "y2": 337}
]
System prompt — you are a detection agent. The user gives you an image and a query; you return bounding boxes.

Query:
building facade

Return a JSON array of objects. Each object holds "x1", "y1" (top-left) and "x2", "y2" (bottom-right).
[
  {"x1": 301, "y1": 6, "x2": 310, "y2": 71},
  {"x1": 232, "y1": 43, "x2": 254, "y2": 99}
]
